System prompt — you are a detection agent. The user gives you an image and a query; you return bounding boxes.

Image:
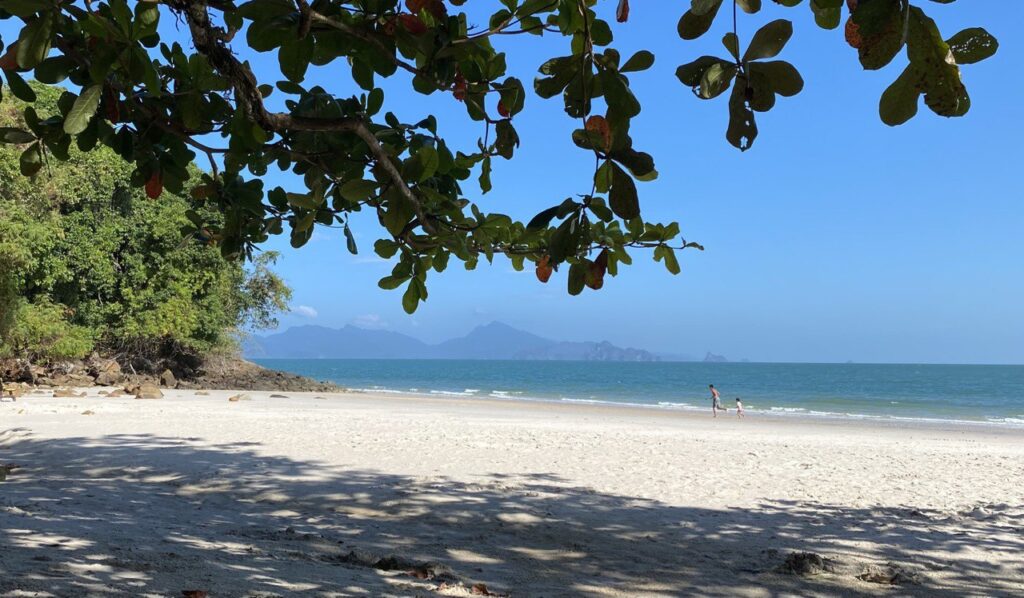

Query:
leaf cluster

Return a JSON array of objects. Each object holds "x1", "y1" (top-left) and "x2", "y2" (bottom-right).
[{"x1": 0, "y1": 0, "x2": 998, "y2": 311}]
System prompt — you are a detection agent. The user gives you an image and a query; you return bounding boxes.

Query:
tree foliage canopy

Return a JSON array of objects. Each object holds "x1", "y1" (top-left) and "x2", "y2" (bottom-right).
[
  {"x1": 0, "y1": 0, "x2": 998, "y2": 312},
  {"x1": 0, "y1": 84, "x2": 290, "y2": 364}
]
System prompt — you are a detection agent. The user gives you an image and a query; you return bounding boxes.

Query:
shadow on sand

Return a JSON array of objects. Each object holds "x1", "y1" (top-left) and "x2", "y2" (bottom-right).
[{"x1": 1, "y1": 428, "x2": 1021, "y2": 597}]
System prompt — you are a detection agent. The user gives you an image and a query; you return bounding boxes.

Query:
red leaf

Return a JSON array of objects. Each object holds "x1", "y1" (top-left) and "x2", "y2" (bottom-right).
[
  {"x1": 145, "y1": 172, "x2": 163, "y2": 199},
  {"x1": 616, "y1": 0, "x2": 629, "y2": 23},
  {"x1": 453, "y1": 72, "x2": 468, "y2": 101},
  {"x1": 406, "y1": 0, "x2": 446, "y2": 19},
  {"x1": 585, "y1": 115, "x2": 611, "y2": 151},
  {"x1": 497, "y1": 100, "x2": 510, "y2": 118},
  {"x1": 0, "y1": 44, "x2": 19, "y2": 71},
  {"x1": 535, "y1": 256, "x2": 553, "y2": 283},
  {"x1": 585, "y1": 259, "x2": 605, "y2": 290},
  {"x1": 845, "y1": 18, "x2": 861, "y2": 49},
  {"x1": 103, "y1": 86, "x2": 121, "y2": 123},
  {"x1": 398, "y1": 14, "x2": 428, "y2": 35}
]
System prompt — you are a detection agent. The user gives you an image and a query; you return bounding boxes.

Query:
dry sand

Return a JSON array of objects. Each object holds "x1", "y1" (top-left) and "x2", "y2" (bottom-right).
[{"x1": 1, "y1": 388, "x2": 1022, "y2": 597}]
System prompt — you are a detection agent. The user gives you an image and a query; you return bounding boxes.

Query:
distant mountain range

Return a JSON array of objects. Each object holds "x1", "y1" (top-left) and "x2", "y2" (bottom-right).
[{"x1": 243, "y1": 321, "x2": 704, "y2": 362}]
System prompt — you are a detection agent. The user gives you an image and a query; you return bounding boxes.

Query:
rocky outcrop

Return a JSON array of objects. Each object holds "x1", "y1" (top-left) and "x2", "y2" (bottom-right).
[
  {"x1": 89, "y1": 356, "x2": 124, "y2": 386},
  {"x1": 183, "y1": 356, "x2": 339, "y2": 392},
  {"x1": 0, "y1": 354, "x2": 338, "y2": 393}
]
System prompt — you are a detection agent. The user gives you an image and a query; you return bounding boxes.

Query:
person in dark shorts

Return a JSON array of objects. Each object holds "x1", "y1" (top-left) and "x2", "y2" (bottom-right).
[{"x1": 709, "y1": 384, "x2": 724, "y2": 417}]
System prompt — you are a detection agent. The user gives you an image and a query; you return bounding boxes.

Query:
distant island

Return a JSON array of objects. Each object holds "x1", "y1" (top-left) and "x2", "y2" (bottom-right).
[{"x1": 244, "y1": 321, "x2": 701, "y2": 362}]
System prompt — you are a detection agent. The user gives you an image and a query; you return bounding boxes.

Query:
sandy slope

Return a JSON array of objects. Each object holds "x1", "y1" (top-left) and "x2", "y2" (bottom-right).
[{"x1": 1, "y1": 388, "x2": 1022, "y2": 597}]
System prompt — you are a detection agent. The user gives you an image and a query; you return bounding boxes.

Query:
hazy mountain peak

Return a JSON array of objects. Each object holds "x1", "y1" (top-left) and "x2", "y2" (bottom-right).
[{"x1": 245, "y1": 321, "x2": 680, "y2": 362}]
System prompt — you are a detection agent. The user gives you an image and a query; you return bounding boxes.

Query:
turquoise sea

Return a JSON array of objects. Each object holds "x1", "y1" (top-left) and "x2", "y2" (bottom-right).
[{"x1": 254, "y1": 359, "x2": 1024, "y2": 426}]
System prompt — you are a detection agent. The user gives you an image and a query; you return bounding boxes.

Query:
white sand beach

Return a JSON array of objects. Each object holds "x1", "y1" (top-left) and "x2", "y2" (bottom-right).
[{"x1": 2, "y1": 388, "x2": 1023, "y2": 597}]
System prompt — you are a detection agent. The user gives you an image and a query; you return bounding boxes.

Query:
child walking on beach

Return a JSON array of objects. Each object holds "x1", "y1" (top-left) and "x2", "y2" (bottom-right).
[{"x1": 735, "y1": 397, "x2": 744, "y2": 418}]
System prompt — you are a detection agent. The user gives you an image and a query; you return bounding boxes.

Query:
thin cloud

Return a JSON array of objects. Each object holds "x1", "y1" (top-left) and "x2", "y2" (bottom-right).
[
  {"x1": 351, "y1": 314, "x2": 389, "y2": 330},
  {"x1": 293, "y1": 305, "x2": 318, "y2": 318}
]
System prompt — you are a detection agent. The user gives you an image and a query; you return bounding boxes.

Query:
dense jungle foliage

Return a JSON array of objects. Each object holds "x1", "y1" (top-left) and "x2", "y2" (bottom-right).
[{"x1": 0, "y1": 84, "x2": 290, "y2": 366}]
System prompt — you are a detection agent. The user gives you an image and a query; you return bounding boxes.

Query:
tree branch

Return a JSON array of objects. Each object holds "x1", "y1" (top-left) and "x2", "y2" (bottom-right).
[{"x1": 167, "y1": 0, "x2": 437, "y2": 234}]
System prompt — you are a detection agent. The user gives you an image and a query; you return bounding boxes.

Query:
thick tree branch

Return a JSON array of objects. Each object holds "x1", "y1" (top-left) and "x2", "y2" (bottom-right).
[{"x1": 167, "y1": 0, "x2": 437, "y2": 234}]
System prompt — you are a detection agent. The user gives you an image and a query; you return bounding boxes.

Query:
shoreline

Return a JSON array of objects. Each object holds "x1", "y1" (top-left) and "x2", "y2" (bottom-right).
[
  {"x1": 3, "y1": 387, "x2": 1023, "y2": 596},
  {"x1": 343, "y1": 385, "x2": 1024, "y2": 434}
]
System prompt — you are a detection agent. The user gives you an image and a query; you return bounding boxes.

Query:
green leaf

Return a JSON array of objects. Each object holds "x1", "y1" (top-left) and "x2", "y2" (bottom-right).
[
  {"x1": 34, "y1": 55, "x2": 75, "y2": 84},
  {"x1": 810, "y1": 0, "x2": 842, "y2": 30},
  {"x1": 375, "y1": 239, "x2": 400, "y2": 259},
  {"x1": 286, "y1": 192, "x2": 322, "y2": 210},
  {"x1": 879, "y1": 66, "x2": 920, "y2": 126},
  {"x1": 344, "y1": 223, "x2": 358, "y2": 255},
  {"x1": 735, "y1": 0, "x2": 761, "y2": 14},
  {"x1": 600, "y1": 71, "x2": 641, "y2": 118},
  {"x1": 1, "y1": 0, "x2": 51, "y2": 18},
  {"x1": 609, "y1": 163, "x2": 640, "y2": 220},
  {"x1": 20, "y1": 141, "x2": 42, "y2": 176},
  {"x1": 279, "y1": 36, "x2": 313, "y2": 82},
  {"x1": 655, "y1": 245, "x2": 681, "y2": 274},
  {"x1": 620, "y1": 50, "x2": 655, "y2": 73},
  {"x1": 677, "y1": 3, "x2": 723, "y2": 41},
  {"x1": 722, "y1": 33, "x2": 740, "y2": 61},
  {"x1": 16, "y1": 12, "x2": 53, "y2": 69},
  {"x1": 748, "y1": 60, "x2": 804, "y2": 97},
  {"x1": 63, "y1": 84, "x2": 103, "y2": 135},
  {"x1": 378, "y1": 275, "x2": 408, "y2": 290},
  {"x1": 0, "y1": 127, "x2": 36, "y2": 144},
  {"x1": 609, "y1": 148, "x2": 656, "y2": 179},
  {"x1": 402, "y1": 280, "x2": 420, "y2": 314},
  {"x1": 946, "y1": 28, "x2": 999, "y2": 65},
  {"x1": 548, "y1": 216, "x2": 579, "y2": 263},
  {"x1": 406, "y1": 145, "x2": 439, "y2": 182},
  {"x1": 906, "y1": 7, "x2": 969, "y2": 118},
  {"x1": 339, "y1": 179, "x2": 378, "y2": 202},
  {"x1": 527, "y1": 206, "x2": 561, "y2": 230},
  {"x1": 134, "y1": 1, "x2": 160, "y2": 39},
  {"x1": 4, "y1": 70, "x2": 36, "y2": 102},
  {"x1": 567, "y1": 262, "x2": 585, "y2": 296},
  {"x1": 690, "y1": 0, "x2": 723, "y2": 17},
  {"x1": 699, "y1": 63, "x2": 737, "y2": 99},
  {"x1": 676, "y1": 56, "x2": 731, "y2": 87},
  {"x1": 366, "y1": 88, "x2": 384, "y2": 115},
  {"x1": 726, "y1": 80, "x2": 757, "y2": 151},
  {"x1": 743, "y1": 19, "x2": 793, "y2": 62},
  {"x1": 850, "y1": 0, "x2": 905, "y2": 70},
  {"x1": 479, "y1": 155, "x2": 492, "y2": 193}
]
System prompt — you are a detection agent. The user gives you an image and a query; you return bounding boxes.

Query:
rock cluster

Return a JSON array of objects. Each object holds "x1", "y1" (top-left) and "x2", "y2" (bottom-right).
[{"x1": 0, "y1": 354, "x2": 338, "y2": 394}]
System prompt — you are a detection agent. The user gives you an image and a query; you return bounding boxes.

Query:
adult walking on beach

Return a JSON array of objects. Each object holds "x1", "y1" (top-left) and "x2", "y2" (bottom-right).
[{"x1": 709, "y1": 384, "x2": 723, "y2": 417}]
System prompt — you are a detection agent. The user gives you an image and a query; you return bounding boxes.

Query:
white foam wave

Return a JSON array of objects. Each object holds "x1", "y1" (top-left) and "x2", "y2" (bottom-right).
[
  {"x1": 429, "y1": 390, "x2": 476, "y2": 397},
  {"x1": 350, "y1": 386, "x2": 1024, "y2": 429}
]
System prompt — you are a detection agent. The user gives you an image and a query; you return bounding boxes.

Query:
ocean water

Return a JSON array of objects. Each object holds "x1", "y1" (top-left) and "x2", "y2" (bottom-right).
[{"x1": 254, "y1": 359, "x2": 1024, "y2": 426}]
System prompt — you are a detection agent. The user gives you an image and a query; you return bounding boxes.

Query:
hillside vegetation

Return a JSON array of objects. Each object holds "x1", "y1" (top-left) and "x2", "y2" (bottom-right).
[{"x1": 0, "y1": 84, "x2": 289, "y2": 378}]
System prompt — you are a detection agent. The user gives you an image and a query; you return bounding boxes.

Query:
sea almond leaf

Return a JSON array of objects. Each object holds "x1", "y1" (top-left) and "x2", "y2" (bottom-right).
[
  {"x1": 145, "y1": 171, "x2": 163, "y2": 199},
  {"x1": 63, "y1": 84, "x2": 103, "y2": 135}
]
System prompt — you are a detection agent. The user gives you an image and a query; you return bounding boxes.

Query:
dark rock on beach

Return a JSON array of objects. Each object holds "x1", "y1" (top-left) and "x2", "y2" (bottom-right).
[{"x1": 1, "y1": 353, "x2": 338, "y2": 394}]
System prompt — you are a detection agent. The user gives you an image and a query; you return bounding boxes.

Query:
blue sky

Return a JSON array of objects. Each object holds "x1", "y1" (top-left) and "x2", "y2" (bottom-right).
[{"x1": 5, "y1": 3, "x2": 1022, "y2": 363}]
